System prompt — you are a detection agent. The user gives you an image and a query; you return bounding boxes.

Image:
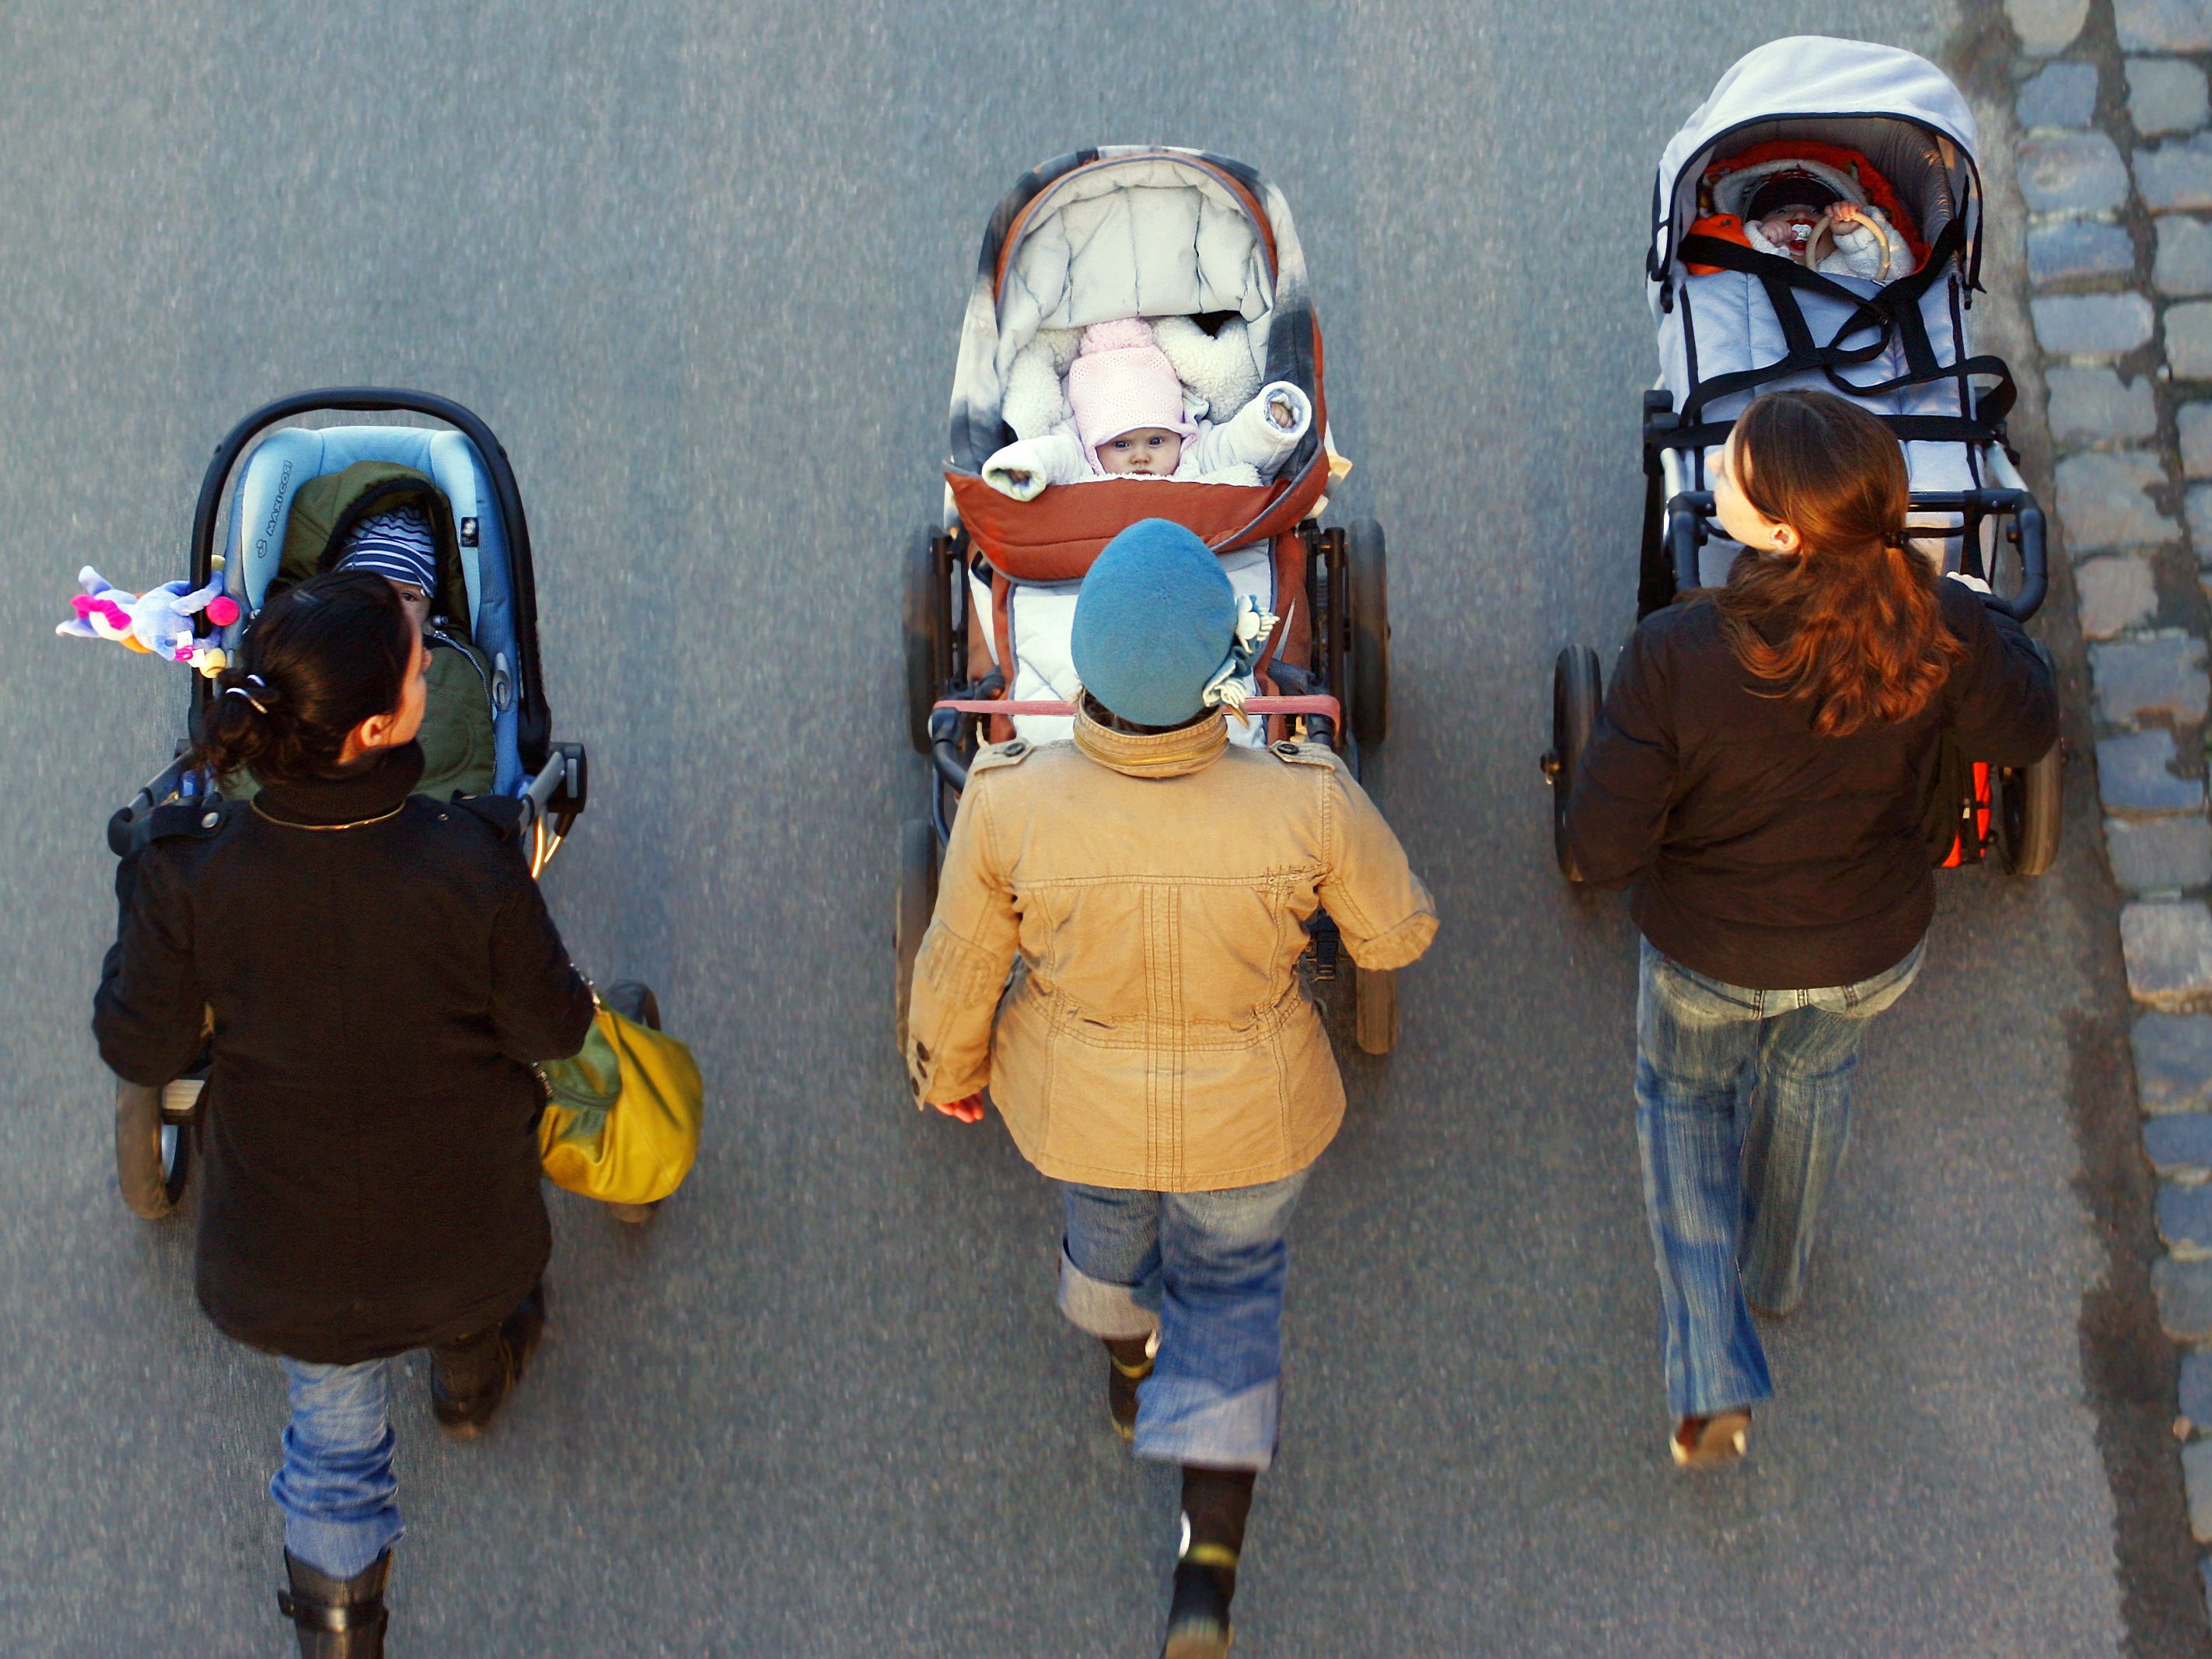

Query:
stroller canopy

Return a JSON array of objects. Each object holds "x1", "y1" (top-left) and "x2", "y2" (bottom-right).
[
  {"x1": 943, "y1": 148, "x2": 1328, "y2": 579},
  {"x1": 1648, "y1": 37, "x2": 1982, "y2": 305}
]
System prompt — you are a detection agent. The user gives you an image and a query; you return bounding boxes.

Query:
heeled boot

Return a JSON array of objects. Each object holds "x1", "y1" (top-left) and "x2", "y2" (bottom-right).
[{"x1": 278, "y1": 1549, "x2": 390, "y2": 1659}]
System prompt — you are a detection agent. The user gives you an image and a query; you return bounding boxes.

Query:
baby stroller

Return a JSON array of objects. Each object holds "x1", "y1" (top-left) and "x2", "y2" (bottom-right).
[
  {"x1": 896, "y1": 146, "x2": 1400, "y2": 1054},
  {"x1": 1542, "y1": 37, "x2": 2061, "y2": 880},
  {"x1": 106, "y1": 390, "x2": 593, "y2": 1218}
]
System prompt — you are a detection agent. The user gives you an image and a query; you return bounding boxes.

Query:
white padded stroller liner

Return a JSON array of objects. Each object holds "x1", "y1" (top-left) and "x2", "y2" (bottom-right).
[
  {"x1": 997, "y1": 157, "x2": 1274, "y2": 395},
  {"x1": 1651, "y1": 39, "x2": 1995, "y2": 581},
  {"x1": 972, "y1": 543, "x2": 1276, "y2": 749}
]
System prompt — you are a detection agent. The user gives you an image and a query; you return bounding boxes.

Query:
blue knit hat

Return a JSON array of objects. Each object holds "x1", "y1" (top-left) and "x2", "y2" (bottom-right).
[
  {"x1": 1071, "y1": 519, "x2": 1242, "y2": 727},
  {"x1": 337, "y1": 505, "x2": 439, "y2": 596}
]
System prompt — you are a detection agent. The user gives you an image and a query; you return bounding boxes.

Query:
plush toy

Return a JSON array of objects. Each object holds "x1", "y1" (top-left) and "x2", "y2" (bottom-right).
[{"x1": 58, "y1": 561, "x2": 239, "y2": 676}]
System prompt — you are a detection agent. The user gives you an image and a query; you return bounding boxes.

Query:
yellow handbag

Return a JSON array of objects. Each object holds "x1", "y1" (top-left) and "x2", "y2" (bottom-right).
[{"x1": 537, "y1": 991, "x2": 704, "y2": 1206}]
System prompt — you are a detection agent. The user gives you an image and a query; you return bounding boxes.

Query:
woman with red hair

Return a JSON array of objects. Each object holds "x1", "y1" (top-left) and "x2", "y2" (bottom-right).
[{"x1": 1567, "y1": 389, "x2": 2058, "y2": 1470}]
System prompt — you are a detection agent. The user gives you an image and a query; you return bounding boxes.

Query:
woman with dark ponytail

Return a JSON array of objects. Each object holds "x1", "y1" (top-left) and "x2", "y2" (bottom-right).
[
  {"x1": 95, "y1": 569, "x2": 594, "y2": 1657},
  {"x1": 1565, "y1": 390, "x2": 2058, "y2": 1472}
]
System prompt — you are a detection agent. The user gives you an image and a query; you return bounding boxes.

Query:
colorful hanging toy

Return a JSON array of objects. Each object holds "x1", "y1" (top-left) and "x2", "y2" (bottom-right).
[{"x1": 57, "y1": 560, "x2": 240, "y2": 677}]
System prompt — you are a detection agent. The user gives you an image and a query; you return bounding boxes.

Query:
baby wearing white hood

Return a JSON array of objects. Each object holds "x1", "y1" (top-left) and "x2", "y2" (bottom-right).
[
  {"x1": 982, "y1": 317, "x2": 1309, "y2": 501},
  {"x1": 1730, "y1": 159, "x2": 1903, "y2": 283}
]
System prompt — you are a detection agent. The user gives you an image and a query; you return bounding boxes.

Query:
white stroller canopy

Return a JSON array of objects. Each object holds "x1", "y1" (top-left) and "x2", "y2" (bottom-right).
[{"x1": 1649, "y1": 37, "x2": 1982, "y2": 290}]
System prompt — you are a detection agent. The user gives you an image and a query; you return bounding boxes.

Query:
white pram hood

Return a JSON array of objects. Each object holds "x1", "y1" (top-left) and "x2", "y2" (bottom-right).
[{"x1": 1648, "y1": 36, "x2": 1981, "y2": 314}]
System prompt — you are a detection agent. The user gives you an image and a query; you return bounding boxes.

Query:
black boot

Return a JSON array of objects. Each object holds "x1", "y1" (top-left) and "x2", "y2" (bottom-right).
[
  {"x1": 1105, "y1": 1332, "x2": 1157, "y2": 1441},
  {"x1": 278, "y1": 1550, "x2": 390, "y2": 1658},
  {"x1": 1162, "y1": 1465, "x2": 1255, "y2": 1659},
  {"x1": 431, "y1": 1281, "x2": 546, "y2": 1440}
]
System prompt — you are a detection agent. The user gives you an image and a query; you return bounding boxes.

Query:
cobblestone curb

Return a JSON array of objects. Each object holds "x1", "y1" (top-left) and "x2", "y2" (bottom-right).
[{"x1": 2008, "y1": 0, "x2": 2212, "y2": 1605}]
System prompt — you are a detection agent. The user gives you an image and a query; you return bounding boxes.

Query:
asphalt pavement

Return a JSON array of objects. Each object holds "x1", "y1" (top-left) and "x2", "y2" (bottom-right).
[{"x1": 0, "y1": 1, "x2": 2183, "y2": 1654}]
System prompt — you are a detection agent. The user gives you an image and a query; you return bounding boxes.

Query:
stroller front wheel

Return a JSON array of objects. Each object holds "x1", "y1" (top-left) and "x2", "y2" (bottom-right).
[
  {"x1": 1349, "y1": 519, "x2": 1389, "y2": 749},
  {"x1": 1547, "y1": 645, "x2": 1602, "y2": 882}
]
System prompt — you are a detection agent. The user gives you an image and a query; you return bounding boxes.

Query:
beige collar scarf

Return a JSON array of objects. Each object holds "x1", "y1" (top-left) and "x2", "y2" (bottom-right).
[{"x1": 1073, "y1": 701, "x2": 1229, "y2": 779}]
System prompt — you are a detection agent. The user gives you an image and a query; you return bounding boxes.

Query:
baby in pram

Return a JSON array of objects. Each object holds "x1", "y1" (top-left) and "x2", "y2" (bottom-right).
[
  {"x1": 980, "y1": 317, "x2": 1311, "y2": 500},
  {"x1": 1705, "y1": 155, "x2": 1905, "y2": 282}
]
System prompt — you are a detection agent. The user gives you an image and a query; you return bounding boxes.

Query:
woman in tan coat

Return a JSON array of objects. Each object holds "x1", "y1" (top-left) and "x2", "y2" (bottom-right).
[{"x1": 907, "y1": 519, "x2": 1435, "y2": 1659}]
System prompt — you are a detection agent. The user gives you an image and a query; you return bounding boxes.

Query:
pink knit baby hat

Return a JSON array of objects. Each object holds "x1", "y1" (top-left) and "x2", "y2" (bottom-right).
[{"x1": 1065, "y1": 318, "x2": 1195, "y2": 457}]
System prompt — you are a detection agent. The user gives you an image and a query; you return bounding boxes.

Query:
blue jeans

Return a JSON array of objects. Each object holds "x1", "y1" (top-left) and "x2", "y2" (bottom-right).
[
  {"x1": 271, "y1": 1358, "x2": 404, "y2": 1579},
  {"x1": 1634, "y1": 934, "x2": 1925, "y2": 1418},
  {"x1": 1056, "y1": 1172, "x2": 1309, "y2": 1470}
]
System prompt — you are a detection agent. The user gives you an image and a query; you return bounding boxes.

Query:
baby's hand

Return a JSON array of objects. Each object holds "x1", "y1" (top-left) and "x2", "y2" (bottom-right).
[
  {"x1": 1267, "y1": 394, "x2": 1295, "y2": 430},
  {"x1": 1831, "y1": 203, "x2": 1862, "y2": 229},
  {"x1": 1005, "y1": 468, "x2": 1034, "y2": 489}
]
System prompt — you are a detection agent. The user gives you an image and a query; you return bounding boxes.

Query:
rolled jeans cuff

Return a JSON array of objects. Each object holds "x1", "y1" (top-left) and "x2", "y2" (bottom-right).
[
  {"x1": 1133, "y1": 1374, "x2": 1281, "y2": 1472},
  {"x1": 1055, "y1": 1245, "x2": 1160, "y2": 1341}
]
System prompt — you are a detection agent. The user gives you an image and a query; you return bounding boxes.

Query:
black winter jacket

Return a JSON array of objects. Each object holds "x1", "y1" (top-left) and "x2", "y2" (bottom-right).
[
  {"x1": 93, "y1": 744, "x2": 594, "y2": 1363},
  {"x1": 1564, "y1": 580, "x2": 2059, "y2": 990}
]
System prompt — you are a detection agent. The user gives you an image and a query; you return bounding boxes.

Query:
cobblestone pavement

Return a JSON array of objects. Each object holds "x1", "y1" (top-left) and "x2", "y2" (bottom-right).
[{"x1": 2013, "y1": 0, "x2": 2212, "y2": 1625}]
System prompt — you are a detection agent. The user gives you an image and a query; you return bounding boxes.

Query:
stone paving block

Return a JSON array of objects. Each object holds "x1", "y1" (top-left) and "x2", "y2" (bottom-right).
[
  {"x1": 2155, "y1": 1255, "x2": 2212, "y2": 1339},
  {"x1": 2020, "y1": 131, "x2": 2132, "y2": 212},
  {"x1": 2147, "y1": 1115, "x2": 2212, "y2": 1178},
  {"x1": 2130, "y1": 56, "x2": 2211, "y2": 135},
  {"x1": 2032, "y1": 292, "x2": 2158, "y2": 356},
  {"x1": 2158, "y1": 217, "x2": 2212, "y2": 296},
  {"x1": 2050, "y1": 366, "x2": 2160, "y2": 443},
  {"x1": 2022, "y1": 60, "x2": 2102, "y2": 127},
  {"x1": 2184, "y1": 404, "x2": 2212, "y2": 477},
  {"x1": 2119, "y1": 0, "x2": 2212, "y2": 52},
  {"x1": 2029, "y1": 219, "x2": 2137, "y2": 286},
  {"x1": 2187, "y1": 1438, "x2": 2212, "y2": 1542},
  {"x1": 2134, "y1": 1013, "x2": 2212, "y2": 1112},
  {"x1": 2171, "y1": 300, "x2": 2212, "y2": 377},
  {"x1": 2077, "y1": 554, "x2": 2161, "y2": 636},
  {"x1": 2059, "y1": 451, "x2": 2174, "y2": 548},
  {"x1": 2011, "y1": 0, "x2": 2090, "y2": 51},
  {"x1": 2161, "y1": 1180, "x2": 2212, "y2": 1256},
  {"x1": 2192, "y1": 482, "x2": 2212, "y2": 549},
  {"x1": 2138, "y1": 133, "x2": 2212, "y2": 211},
  {"x1": 2185, "y1": 1350, "x2": 2212, "y2": 1424},
  {"x1": 2124, "y1": 900, "x2": 2212, "y2": 1006},
  {"x1": 2110, "y1": 815, "x2": 2212, "y2": 888},
  {"x1": 2095, "y1": 636, "x2": 2212, "y2": 723},
  {"x1": 2101, "y1": 729, "x2": 2206, "y2": 816}
]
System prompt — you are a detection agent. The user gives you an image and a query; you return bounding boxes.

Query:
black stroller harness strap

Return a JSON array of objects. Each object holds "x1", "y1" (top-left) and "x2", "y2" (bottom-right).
[{"x1": 1668, "y1": 218, "x2": 2015, "y2": 449}]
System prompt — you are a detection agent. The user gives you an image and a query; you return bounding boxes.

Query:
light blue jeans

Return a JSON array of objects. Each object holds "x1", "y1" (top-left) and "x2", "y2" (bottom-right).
[
  {"x1": 1634, "y1": 934, "x2": 1926, "y2": 1419},
  {"x1": 1056, "y1": 1171, "x2": 1309, "y2": 1471},
  {"x1": 270, "y1": 1357, "x2": 404, "y2": 1579}
]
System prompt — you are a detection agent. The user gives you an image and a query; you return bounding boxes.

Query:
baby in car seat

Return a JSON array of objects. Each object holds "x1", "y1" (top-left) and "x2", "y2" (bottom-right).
[
  {"x1": 333, "y1": 506, "x2": 498, "y2": 800},
  {"x1": 1734, "y1": 163, "x2": 1902, "y2": 282},
  {"x1": 981, "y1": 317, "x2": 1310, "y2": 501}
]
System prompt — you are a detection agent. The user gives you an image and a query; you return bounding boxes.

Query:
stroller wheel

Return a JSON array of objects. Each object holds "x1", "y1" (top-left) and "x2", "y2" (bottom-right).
[
  {"x1": 115, "y1": 1079, "x2": 190, "y2": 1219},
  {"x1": 895, "y1": 819, "x2": 939, "y2": 1058},
  {"x1": 1996, "y1": 647, "x2": 2062, "y2": 877},
  {"x1": 906, "y1": 526, "x2": 945, "y2": 756},
  {"x1": 1354, "y1": 966, "x2": 1398, "y2": 1056},
  {"x1": 1349, "y1": 519, "x2": 1389, "y2": 749},
  {"x1": 1546, "y1": 645, "x2": 1602, "y2": 882}
]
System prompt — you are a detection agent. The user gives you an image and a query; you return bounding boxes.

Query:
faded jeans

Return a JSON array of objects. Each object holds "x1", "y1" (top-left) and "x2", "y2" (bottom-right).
[
  {"x1": 1055, "y1": 1171, "x2": 1309, "y2": 1471},
  {"x1": 1635, "y1": 934, "x2": 1926, "y2": 1418},
  {"x1": 271, "y1": 1357, "x2": 404, "y2": 1579},
  {"x1": 270, "y1": 1319, "x2": 512, "y2": 1577}
]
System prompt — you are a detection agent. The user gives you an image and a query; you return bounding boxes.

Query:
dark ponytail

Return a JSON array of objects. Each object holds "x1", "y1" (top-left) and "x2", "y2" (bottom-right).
[{"x1": 191, "y1": 570, "x2": 413, "y2": 785}]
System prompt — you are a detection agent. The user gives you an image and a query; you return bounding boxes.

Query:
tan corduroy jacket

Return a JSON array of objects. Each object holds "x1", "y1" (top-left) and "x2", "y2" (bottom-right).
[{"x1": 907, "y1": 706, "x2": 1437, "y2": 1191}]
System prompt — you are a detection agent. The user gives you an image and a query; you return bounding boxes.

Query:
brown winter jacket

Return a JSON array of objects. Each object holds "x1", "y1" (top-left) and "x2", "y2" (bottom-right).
[{"x1": 906, "y1": 705, "x2": 1437, "y2": 1192}]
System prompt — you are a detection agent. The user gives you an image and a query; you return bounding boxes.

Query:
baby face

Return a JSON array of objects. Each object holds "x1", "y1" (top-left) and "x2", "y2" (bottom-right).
[
  {"x1": 1096, "y1": 428, "x2": 1183, "y2": 477},
  {"x1": 386, "y1": 579, "x2": 432, "y2": 630},
  {"x1": 1756, "y1": 204, "x2": 1826, "y2": 251}
]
